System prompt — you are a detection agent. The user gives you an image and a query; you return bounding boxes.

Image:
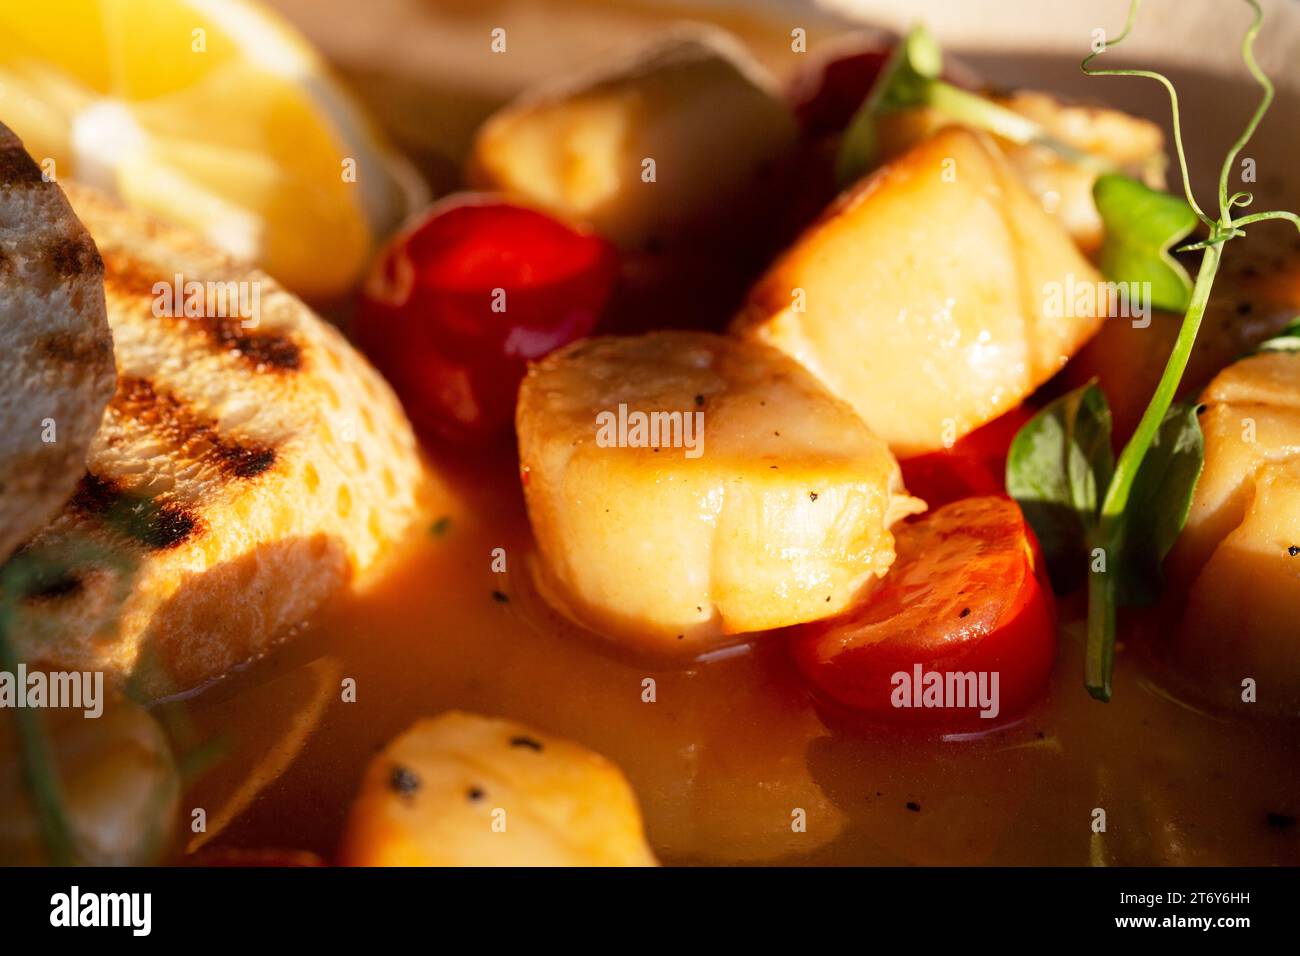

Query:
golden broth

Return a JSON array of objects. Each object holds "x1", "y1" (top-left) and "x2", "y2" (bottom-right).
[
  {"x1": 163, "y1": 0, "x2": 1300, "y2": 870},
  {"x1": 175, "y1": 445, "x2": 1300, "y2": 866}
]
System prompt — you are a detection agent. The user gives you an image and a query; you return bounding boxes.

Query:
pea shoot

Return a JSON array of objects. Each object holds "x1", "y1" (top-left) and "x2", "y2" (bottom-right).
[{"x1": 1007, "y1": 0, "x2": 1300, "y2": 701}]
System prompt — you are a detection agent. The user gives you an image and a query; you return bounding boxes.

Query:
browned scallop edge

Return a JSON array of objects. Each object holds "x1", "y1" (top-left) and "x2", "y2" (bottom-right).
[{"x1": 99, "y1": 248, "x2": 303, "y2": 372}]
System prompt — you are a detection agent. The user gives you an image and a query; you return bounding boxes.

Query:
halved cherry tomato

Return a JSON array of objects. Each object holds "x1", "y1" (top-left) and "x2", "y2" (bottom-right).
[
  {"x1": 898, "y1": 404, "x2": 1036, "y2": 507},
  {"x1": 356, "y1": 195, "x2": 618, "y2": 443},
  {"x1": 791, "y1": 497, "x2": 1055, "y2": 730}
]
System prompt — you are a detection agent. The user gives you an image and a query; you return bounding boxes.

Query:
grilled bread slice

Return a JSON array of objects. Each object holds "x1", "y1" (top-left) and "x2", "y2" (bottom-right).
[
  {"x1": 517, "y1": 331, "x2": 923, "y2": 654},
  {"x1": 0, "y1": 123, "x2": 115, "y2": 560},
  {"x1": 6, "y1": 183, "x2": 427, "y2": 699}
]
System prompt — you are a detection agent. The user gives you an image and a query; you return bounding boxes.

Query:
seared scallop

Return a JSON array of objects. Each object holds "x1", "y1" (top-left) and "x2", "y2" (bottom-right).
[
  {"x1": 516, "y1": 331, "x2": 923, "y2": 652},
  {"x1": 876, "y1": 91, "x2": 1166, "y2": 253},
  {"x1": 992, "y1": 90, "x2": 1166, "y2": 254},
  {"x1": 338, "y1": 712, "x2": 657, "y2": 866},
  {"x1": 1168, "y1": 350, "x2": 1300, "y2": 712},
  {"x1": 734, "y1": 126, "x2": 1105, "y2": 457},
  {"x1": 468, "y1": 26, "x2": 797, "y2": 253}
]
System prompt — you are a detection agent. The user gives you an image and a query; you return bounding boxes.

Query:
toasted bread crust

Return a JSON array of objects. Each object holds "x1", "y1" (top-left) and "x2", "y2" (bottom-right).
[
  {"x1": 9, "y1": 184, "x2": 426, "y2": 698},
  {"x1": 0, "y1": 124, "x2": 115, "y2": 560}
]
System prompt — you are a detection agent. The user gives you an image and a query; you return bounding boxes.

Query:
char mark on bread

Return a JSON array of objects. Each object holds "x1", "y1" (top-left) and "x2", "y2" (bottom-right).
[
  {"x1": 0, "y1": 140, "x2": 46, "y2": 187},
  {"x1": 69, "y1": 472, "x2": 201, "y2": 551},
  {"x1": 34, "y1": 329, "x2": 114, "y2": 366},
  {"x1": 7, "y1": 181, "x2": 427, "y2": 699},
  {"x1": 49, "y1": 232, "x2": 104, "y2": 278},
  {"x1": 111, "y1": 376, "x2": 278, "y2": 480},
  {"x1": 100, "y1": 248, "x2": 303, "y2": 372}
]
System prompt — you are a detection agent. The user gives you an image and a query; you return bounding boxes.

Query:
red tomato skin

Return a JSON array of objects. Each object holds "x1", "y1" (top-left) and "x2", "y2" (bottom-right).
[
  {"x1": 790, "y1": 498, "x2": 1056, "y2": 732},
  {"x1": 897, "y1": 453, "x2": 1004, "y2": 508},
  {"x1": 798, "y1": 570, "x2": 1054, "y2": 729},
  {"x1": 899, "y1": 404, "x2": 1036, "y2": 507},
  {"x1": 789, "y1": 46, "x2": 893, "y2": 138},
  {"x1": 356, "y1": 195, "x2": 618, "y2": 443}
]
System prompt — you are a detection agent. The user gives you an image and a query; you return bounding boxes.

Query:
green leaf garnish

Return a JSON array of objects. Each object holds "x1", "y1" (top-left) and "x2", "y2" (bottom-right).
[
  {"x1": 0, "y1": 559, "x2": 78, "y2": 865},
  {"x1": 1007, "y1": 0, "x2": 1300, "y2": 702},
  {"x1": 1003, "y1": 390, "x2": 1196, "y2": 621},
  {"x1": 1007, "y1": 388, "x2": 1204, "y2": 694},
  {"x1": 836, "y1": 25, "x2": 942, "y2": 185},
  {"x1": 1094, "y1": 174, "x2": 1198, "y2": 312},
  {"x1": 1111, "y1": 403, "x2": 1203, "y2": 606},
  {"x1": 836, "y1": 26, "x2": 1117, "y2": 187},
  {"x1": 1005, "y1": 383, "x2": 1113, "y2": 592}
]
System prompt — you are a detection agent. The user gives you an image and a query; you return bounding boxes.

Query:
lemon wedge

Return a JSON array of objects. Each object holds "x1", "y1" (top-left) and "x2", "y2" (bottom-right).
[{"x1": 0, "y1": 0, "x2": 417, "y2": 299}]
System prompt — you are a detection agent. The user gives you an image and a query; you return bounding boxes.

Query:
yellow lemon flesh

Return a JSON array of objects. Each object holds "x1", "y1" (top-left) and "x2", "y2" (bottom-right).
[{"x1": 0, "y1": 0, "x2": 412, "y2": 298}]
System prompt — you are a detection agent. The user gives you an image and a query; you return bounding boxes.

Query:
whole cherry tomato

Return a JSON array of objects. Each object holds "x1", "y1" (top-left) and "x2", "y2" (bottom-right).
[
  {"x1": 898, "y1": 404, "x2": 1036, "y2": 507},
  {"x1": 791, "y1": 497, "x2": 1056, "y2": 731},
  {"x1": 356, "y1": 195, "x2": 618, "y2": 442}
]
